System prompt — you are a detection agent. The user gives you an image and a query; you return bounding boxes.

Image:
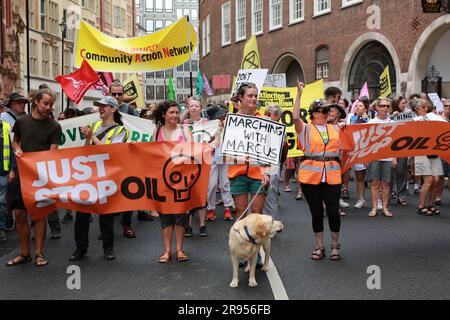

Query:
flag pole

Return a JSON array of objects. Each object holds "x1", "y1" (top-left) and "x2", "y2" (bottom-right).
[{"x1": 186, "y1": 15, "x2": 193, "y2": 97}]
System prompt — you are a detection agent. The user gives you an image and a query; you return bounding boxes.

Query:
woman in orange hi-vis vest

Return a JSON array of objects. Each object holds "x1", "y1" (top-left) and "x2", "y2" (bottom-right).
[
  {"x1": 228, "y1": 84, "x2": 270, "y2": 220},
  {"x1": 293, "y1": 81, "x2": 345, "y2": 261}
]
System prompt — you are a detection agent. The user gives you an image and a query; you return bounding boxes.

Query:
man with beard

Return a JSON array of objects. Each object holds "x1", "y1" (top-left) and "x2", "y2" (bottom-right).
[{"x1": 6, "y1": 88, "x2": 62, "y2": 267}]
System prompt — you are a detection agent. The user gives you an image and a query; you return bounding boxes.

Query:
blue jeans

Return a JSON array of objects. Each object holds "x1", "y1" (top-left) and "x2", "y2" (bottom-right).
[{"x1": 0, "y1": 175, "x2": 7, "y2": 230}]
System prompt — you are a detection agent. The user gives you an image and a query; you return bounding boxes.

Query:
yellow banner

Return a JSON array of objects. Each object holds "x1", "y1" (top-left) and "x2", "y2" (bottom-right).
[
  {"x1": 379, "y1": 65, "x2": 392, "y2": 98},
  {"x1": 258, "y1": 80, "x2": 324, "y2": 158},
  {"x1": 241, "y1": 35, "x2": 261, "y2": 69},
  {"x1": 123, "y1": 74, "x2": 146, "y2": 109},
  {"x1": 74, "y1": 17, "x2": 197, "y2": 72}
]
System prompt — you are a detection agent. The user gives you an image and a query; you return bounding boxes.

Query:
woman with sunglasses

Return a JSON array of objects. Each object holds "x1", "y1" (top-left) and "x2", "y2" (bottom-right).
[
  {"x1": 293, "y1": 81, "x2": 344, "y2": 261},
  {"x1": 367, "y1": 99, "x2": 397, "y2": 217}
]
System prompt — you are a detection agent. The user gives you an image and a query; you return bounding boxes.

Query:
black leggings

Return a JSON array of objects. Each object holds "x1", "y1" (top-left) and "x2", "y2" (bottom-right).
[{"x1": 301, "y1": 183, "x2": 341, "y2": 233}]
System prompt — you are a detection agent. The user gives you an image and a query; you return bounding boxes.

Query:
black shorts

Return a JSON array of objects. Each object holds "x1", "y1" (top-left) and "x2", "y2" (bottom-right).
[
  {"x1": 159, "y1": 213, "x2": 188, "y2": 229},
  {"x1": 7, "y1": 176, "x2": 26, "y2": 210}
]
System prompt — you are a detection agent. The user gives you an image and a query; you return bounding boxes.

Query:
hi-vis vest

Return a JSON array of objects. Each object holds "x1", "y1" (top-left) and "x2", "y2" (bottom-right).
[
  {"x1": 90, "y1": 121, "x2": 129, "y2": 145},
  {"x1": 227, "y1": 111, "x2": 265, "y2": 181},
  {"x1": 297, "y1": 123, "x2": 341, "y2": 185},
  {"x1": 2, "y1": 121, "x2": 10, "y2": 171}
]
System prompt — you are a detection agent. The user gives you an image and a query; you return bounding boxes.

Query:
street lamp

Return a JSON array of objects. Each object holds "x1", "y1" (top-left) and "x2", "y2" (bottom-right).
[{"x1": 60, "y1": 12, "x2": 67, "y2": 112}]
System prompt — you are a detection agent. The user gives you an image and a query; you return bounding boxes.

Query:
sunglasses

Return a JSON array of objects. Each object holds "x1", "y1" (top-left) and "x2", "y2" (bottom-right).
[
  {"x1": 317, "y1": 107, "x2": 330, "y2": 114},
  {"x1": 444, "y1": 104, "x2": 450, "y2": 107},
  {"x1": 111, "y1": 92, "x2": 123, "y2": 97},
  {"x1": 378, "y1": 104, "x2": 390, "y2": 108}
]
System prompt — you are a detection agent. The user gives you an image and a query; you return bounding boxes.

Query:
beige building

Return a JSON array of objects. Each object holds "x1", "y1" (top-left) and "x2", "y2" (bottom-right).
[{"x1": 14, "y1": 0, "x2": 136, "y2": 113}]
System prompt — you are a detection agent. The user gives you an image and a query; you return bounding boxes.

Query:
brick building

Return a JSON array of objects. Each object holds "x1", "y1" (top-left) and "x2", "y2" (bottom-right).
[{"x1": 199, "y1": 0, "x2": 450, "y2": 102}]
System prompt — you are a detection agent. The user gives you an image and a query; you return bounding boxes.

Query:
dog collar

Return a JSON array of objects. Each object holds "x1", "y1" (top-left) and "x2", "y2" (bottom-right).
[{"x1": 244, "y1": 225, "x2": 257, "y2": 244}]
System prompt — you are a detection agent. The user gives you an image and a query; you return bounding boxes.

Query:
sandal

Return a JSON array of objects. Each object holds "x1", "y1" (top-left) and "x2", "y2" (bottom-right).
[
  {"x1": 368, "y1": 208, "x2": 377, "y2": 217},
  {"x1": 417, "y1": 207, "x2": 433, "y2": 216},
  {"x1": 295, "y1": 193, "x2": 302, "y2": 201},
  {"x1": 330, "y1": 244, "x2": 342, "y2": 261},
  {"x1": 390, "y1": 191, "x2": 397, "y2": 200},
  {"x1": 176, "y1": 250, "x2": 189, "y2": 262},
  {"x1": 381, "y1": 208, "x2": 393, "y2": 217},
  {"x1": 284, "y1": 186, "x2": 292, "y2": 192},
  {"x1": 35, "y1": 254, "x2": 48, "y2": 267},
  {"x1": 428, "y1": 206, "x2": 440, "y2": 215},
  {"x1": 397, "y1": 198, "x2": 408, "y2": 206},
  {"x1": 341, "y1": 189, "x2": 350, "y2": 200},
  {"x1": 158, "y1": 252, "x2": 171, "y2": 263},
  {"x1": 6, "y1": 254, "x2": 32, "y2": 267},
  {"x1": 311, "y1": 247, "x2": 325, "y2": 260}
]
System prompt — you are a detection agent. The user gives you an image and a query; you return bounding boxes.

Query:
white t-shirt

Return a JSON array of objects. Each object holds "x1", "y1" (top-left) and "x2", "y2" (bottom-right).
[{"x1": 368, "y1": 117, "x2": 392, "y2": 161}]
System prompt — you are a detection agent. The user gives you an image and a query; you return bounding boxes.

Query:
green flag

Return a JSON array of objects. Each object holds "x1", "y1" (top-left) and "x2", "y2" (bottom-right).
[
  {"x1": 196, "y1": 70, "x2": 203, "y2": 96},
  {"x1": 168, "y1": 74, "x2": 175, "y2": 101}
]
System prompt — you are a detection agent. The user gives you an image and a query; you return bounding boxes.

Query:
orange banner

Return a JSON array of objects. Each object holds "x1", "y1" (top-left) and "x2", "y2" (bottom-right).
[
  {"x1": 17, "y1": 142, "x2": 211, "y2": 220},
  {"x1": 341, "y1": 121, "x2": 450, "y2": 172}
]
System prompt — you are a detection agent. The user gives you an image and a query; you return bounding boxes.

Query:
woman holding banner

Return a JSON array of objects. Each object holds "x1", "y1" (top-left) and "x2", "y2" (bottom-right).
[
  {"x1": 69, "y1": 96, "x2": 129, "y2": 262},
  {"x1": 410, "y1": 99, "x2": 443, "y2": 216},
  {"x1": 182, "y1": 96, "x2": 208, "y2": 237},
  {"x1": 293, "y1": 81, "x2": 344, "y2": 261},
  {"x1": 150, "y1": 100, "x2": 193, "y2": 263}
]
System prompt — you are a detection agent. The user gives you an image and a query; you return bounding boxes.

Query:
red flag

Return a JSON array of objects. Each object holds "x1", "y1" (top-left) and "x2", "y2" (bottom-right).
[
  {"x1": 93, "y1": 71, "x2": 114, "y2": 94},
  {"x1": 55, "y1": 60, "x2": 100, "y2": 104}
]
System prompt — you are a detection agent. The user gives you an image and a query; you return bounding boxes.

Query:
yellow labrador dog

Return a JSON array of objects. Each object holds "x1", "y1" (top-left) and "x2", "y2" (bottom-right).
[{"x1": 229, "y1": 214, "x2": 284, "y2": 288}]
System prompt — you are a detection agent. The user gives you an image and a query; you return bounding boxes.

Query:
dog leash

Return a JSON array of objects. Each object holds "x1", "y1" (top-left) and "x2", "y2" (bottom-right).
[{"x1": 234, "y1": 183, "x2": 273, "y2": 224}]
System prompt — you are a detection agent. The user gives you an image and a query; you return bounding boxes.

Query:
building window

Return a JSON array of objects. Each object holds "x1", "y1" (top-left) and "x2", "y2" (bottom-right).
[
  {"x1": 49, "y1": 1, "x2": 59, "y2": 35},
  {"x1": 145, "y1": 19, "x2": 154, "y2": 33},
  {"x1": 40, "y1": 0, "x2": 46, "y2": 32},
  {"x1": 314, "y1": 0, "x2": 331, "y2": 16},
  {"x1": 64, "y1": 50, "x2": 71, "y2": 74},
  {"x1": 221, "y1": 2, "x2": 231, "y2": 46},
  {"x1": 136, "y1": 0, "x2": 140, "y2": 7},
  {"x1": 121, "y1": 8, "x2": 126, "y2": 30},
  {"x1": 191, "y1": 60, "x2": 198, "y2": 72},
  {"x1": 202, "y1": 18, "x2": 206, "y2": 56},
  {"x1": 191, "y1": 8, "x2": 197, "y2": 20},
  {"x1": 251, "y1": 0, "x2": 263, "y2": 35},
  {"x1": 146, "y1": 72, "x2": 154, "y2": 79},
  {"x1": 156, "y1": 85, "x2": 165, "y2": 100},
  {"x1": 155, "y1": 20, "x2": 164, "y2": 31},
  {"x1": 235, "y1": 0, "x2": 246, "y2": 42},
  {"x1": 42, "y1": 43, "x2": 49, "y2": 77},
  {"x1": 342, "y1": 0, "x2": 363, "y2": 8},
  {"x1": 155, "y1": 0, "x2": 163, "y2": 13},
  {"x1": 165, "y1": 0, "x2": 173, "y2": 12},
  {"x1": 30, "y1": 39, "x2": 38, "y2": 75},
  {"x1": 114, "y1": 6, "x2": 120, "y2": 27},
  {"x1": 146, "y1": 0, "x2": 153, "y2": 12},
  {"x1": 146, "y1": 85, "x2": 155, "y2": 101},
  {"x1": 177, "y1": 77, "x2": 183, "y2": 89},
  {"x1": 165, "y1": 20, "x2": 173, "y2": 27},
  {"x1": 269, "y1": 0, "x2": 282, "y2": 31},
  {"x1": 206, "y1": 15, "x2": 210, "y2": 54},
  {"x1": 177, "y1": 8, "x2": 183, "y2": 18},
  {"x1": 290, "y1": 0, "x2": 304, "y2": 24},
  {"x1": 52, "y1": 46, "x2": 59, "y2": 78},
  {"x1": 315, "y1": 46, "x2": 329, "y2": 79},
  {"x1": 136, "y1": 15, "x2": 140, "y2": 25}
]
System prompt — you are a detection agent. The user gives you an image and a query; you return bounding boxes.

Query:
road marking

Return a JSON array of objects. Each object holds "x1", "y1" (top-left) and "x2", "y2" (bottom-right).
[{"x1": 259, "y1": 248, "x2": 289, "y2": 300}]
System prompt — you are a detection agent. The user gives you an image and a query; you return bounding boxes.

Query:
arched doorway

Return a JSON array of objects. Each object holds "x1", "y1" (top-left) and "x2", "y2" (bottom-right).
[
  {"x1": 272, "y1": 53, "x2": 305, "y2": 87},
  {"x1": 348, "y1": 41, "x2": 397, "y2": 99},
  {"x1": 408, "y1": 15, "x2": 450, "y2": 97}
]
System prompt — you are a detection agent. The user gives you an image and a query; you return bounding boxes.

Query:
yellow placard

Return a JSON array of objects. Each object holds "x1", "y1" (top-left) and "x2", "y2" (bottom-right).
[
  {"x1": 379, "y1": 65, "x2": 392, "y2": 98},
  {"x1": 74, "y1": 17, "x2": 197, "y2": 72},
  {"x1": 123, "y1": 74, "x2": 146, "y2": 109},
  {"x1": 241, "y1": 35, "x2": 261, "y2": 69},
  {"x1": 259, "y1": 80, "x2": 324, "y2": 158}
]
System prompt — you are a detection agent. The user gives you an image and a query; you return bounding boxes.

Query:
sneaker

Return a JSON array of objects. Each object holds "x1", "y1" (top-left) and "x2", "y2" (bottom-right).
[
  {"x1": 4, "y1": 216, "x2": 14, "y2": 231},
  {"x1": 199, "y1": 225, "x2": 208, "y2": 237},
  {"x1": 224, "y1": 208, "x2": 233, "y2": 221},
  {"x1": 339, "y1": 209, "x2": 346, "y2": 216},
  {"x1": 0, "y1": 230, "x2": 6, "y2": 242},
  {"x1": 184, "y1": 226, "x2": 193, "y2": 237},
  {"x1": 50, "y1": 231, "x2": 61, "y2": 240},
  {"x1": 339, "y1": 199, "x2": 349, "y2": 208},
  {"x1": 61, "y1": 212, "x2": 73, "y2": 223},
  {"x1": 206, "y1": 209, "x2": 216, "y2": 221},
  {"x1": 377, "y1": 198, "x2": 383, "y2": 210},
  {"x1": 354, "y1": 199, "x2": 366, "y2": 209}
]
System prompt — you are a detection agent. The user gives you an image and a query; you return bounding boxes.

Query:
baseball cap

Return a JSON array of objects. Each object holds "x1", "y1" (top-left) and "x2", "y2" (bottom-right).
[{"x1": 93, "y1": 96, "x2": 119, "y2": 108}]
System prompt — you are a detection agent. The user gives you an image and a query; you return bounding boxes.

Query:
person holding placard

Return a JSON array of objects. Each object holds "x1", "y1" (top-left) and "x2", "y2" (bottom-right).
[
  {"x1": 227, "y1": 83, "x2": 270, "y2": 269},
  {"x1": 293, "y1": 81, "x2": 344, "y2": 261}
]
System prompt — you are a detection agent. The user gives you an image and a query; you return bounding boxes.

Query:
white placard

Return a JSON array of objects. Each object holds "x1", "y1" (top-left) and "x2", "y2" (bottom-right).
[
  {"x1": 391, "y1": 111, "x2": 415, "y2": 122},
  {"x1": 428, "y1": 93, "x2": 444, "y2": 112},
  {"x1": 230, "y1": 69, "x2": 268, "y2": 98},
  {"x1": 221, "y1": 113, "x2": 286, "y2": 165},
  {"x1": 263, "y1": 74, "x2": 287, "y2": 88},
  {"x1": 59, "y1": 112, "x2": 156, "y2": 148}
]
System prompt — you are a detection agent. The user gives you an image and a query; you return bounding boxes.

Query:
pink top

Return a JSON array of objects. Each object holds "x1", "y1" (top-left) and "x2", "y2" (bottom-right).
[{"x1": 157, "y1": 126, "x2": 186, "y2": 142}]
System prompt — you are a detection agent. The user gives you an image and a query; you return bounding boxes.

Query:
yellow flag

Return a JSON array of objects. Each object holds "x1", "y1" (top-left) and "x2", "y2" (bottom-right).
[
  {"x1": 240, "y1": 35, "x2": 261, "y2": 69},
  {"x1": 123, "y1": 74, "x2": 146, "y2": 109},
  {"x1": 74, "y1": 17, "x2": 197, "y2": 72},
  {"x1": 379, "y1": 65, "x2": 392, "y2": 98}
]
